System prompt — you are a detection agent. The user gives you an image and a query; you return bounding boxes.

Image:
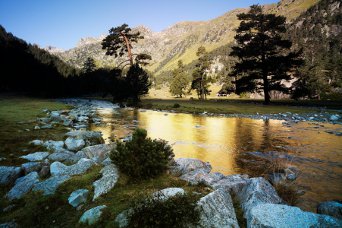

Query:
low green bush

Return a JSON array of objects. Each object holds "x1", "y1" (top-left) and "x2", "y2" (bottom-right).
[
  {"x1": 172, "y1": 103, "x2": 180, "y2": 108},
  {"x1": 127, "y1": 193, "x2": 200, "y2": 228},
  {"x1": 110, "y1": 128, "x2": 174, "y2": 179}
]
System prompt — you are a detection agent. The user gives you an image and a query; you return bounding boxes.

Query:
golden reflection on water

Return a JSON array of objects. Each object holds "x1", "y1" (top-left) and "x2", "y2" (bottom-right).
[
  {"x1": 133, "y1": 111, "x2": 286, "y2": 174},
  {"x1": 91, "y1": 109, "x2": 342, "y2": 212}
]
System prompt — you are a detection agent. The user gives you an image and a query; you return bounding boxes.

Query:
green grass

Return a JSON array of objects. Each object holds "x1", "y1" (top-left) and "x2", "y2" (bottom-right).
[
  {"x1": 0, "y1": 96, "x2": 71, "y2": 165},
  {"x1": 0, "y1": 166, "x2": 210, "y2": 227},
  {"x1": 140, "y1": 98, "x2": 342, "y2": 115}
]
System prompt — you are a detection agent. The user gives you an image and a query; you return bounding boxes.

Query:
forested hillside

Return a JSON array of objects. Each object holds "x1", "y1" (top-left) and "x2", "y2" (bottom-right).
[
  {"x1": 287, "y1": 0, "x2": 342, "y2": 98},
  {"x1": 0, "y1": 25, "x2": 77, "y2": 96}
]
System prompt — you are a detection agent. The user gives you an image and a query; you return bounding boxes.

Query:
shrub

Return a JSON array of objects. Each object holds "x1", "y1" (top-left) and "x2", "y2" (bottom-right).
[
  {"x1": 173, "y1": 103, "x2": 180, "y2": 108},
  {"x1": 110, "y1": 128, "x2": 174, "y2": 179},
  {"x1": 274, "y1": 182, "x2": 301, "y2": 206},
  {"x1": 127, "y1": 193, "x2": 200, "y2": 228}
]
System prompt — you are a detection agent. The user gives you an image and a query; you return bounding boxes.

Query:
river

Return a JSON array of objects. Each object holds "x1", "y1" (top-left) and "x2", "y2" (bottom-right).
[{"x1": 91, "y1": 108, "x2": 342, "y2": 212}]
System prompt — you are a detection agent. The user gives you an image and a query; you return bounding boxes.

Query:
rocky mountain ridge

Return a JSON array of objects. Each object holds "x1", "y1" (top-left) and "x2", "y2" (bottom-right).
[{"x1": 49, "y1": 0, "x2": 320, "y2": 76}]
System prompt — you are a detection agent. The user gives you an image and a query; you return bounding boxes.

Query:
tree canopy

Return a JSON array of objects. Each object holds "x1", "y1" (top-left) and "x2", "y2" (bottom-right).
[
  {"x1": 169, "y1": 60, "x2": 189, "y2": 98},
  {"x1": 230, "y1": 5, "x2": 303, "y2": 104},
  {"x1": 101, "y1": 24, "x2": 151, "y2": 68}
]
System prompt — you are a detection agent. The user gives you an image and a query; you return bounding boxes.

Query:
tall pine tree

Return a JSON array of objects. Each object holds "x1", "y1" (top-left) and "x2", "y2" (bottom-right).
[
  {"x1": 230, "y1": 5, "x2": 302, "y2": 104},
  {"x1": 170, "y1": 60, "x2": 189, "y2": 98},
  {"x1": 83, "y1": 57, "x2": 96, "y2": 73},
  {"x1": 191, "y1": 46, "x2": 212, "y2": 100}
]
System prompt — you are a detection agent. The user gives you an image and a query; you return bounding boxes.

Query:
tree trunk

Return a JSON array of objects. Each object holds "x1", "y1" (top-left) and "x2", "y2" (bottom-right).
[
  {"x1": 200, "y1": 74, "x2": 205, "y2": 100},
  {"x1": 261, "y1": 44, "x2": 270, "y2": 104},
  {"x1": 121, "y1": 32, "x2": 133, "y2": 66},
  {"x1": 263, "y1": 74, "x2": 270, "y2": 105}
]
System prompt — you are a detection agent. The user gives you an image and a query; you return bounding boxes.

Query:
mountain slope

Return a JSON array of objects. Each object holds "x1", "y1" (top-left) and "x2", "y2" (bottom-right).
[{"x1": 52, "y1": 0, "x2": 319, "y2": 77}]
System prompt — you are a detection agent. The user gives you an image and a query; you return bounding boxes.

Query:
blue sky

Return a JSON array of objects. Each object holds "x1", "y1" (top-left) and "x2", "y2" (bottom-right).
[{"x1": 0, "y1": 0, "x2": 278, "y2": 50}]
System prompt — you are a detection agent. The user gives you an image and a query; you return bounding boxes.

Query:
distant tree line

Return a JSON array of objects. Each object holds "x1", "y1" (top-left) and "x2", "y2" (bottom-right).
[{"x1": 0, "y1": 25, "x2": 151, "y2": 103}]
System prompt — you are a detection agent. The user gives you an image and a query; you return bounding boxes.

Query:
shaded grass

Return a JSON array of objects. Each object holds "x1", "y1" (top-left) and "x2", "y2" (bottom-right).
[
  {"x1": 0, "y1": 96, "x2": 71, "y2": 165},
  {"x1": 140, "y1": 98, "x2": 341, "y2": 115}
]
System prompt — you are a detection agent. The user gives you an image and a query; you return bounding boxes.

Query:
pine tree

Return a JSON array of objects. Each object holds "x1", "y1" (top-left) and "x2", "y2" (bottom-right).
[
  {"x1": 230, "y1": 5, "x2": 303, "y2": 104},
  {"x1": 126, "y1": 64, "x2": 151, "y2": 102},
  {"x1": 170, "y1": 60, "x2": 189, "y2": 98},
  {"x1": 83, "y1": 57, "x2": 96, "y2": 73},
  {"x1": 191, "y1": 46, "x2": 212, "y2": 100},
  {"x1": 101, "y1": 24, "x2": 151, "y2": 68}
]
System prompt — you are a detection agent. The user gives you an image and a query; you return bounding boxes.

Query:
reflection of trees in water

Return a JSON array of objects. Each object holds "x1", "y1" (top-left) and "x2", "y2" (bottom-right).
[
  {"x1": 233, "y1": 118, "x2": 258, "y2": 153},
  {"x1": 258, "y1": 119, "x2": 288, "y2": 152},
  {"x1": 233, "y1": 119, "x2": 289, "y2": 175}
]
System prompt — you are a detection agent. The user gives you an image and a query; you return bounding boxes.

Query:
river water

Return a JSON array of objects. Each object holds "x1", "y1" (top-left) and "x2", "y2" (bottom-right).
[{"x1": 91, "y1": 108, "x2": 342, "y2": 212}]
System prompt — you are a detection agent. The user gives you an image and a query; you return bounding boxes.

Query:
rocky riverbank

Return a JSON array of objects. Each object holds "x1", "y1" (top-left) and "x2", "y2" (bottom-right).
[
  {"x1": 1, "y1": 98, "x2": 341, "y2": 227},
  {"x1": 142, "y1": 107, "x2": 342, "y2": 125}
]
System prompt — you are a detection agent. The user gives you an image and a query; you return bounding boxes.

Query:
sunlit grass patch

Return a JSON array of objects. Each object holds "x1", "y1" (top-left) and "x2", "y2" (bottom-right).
[{"x1": 0, "y1": 96, "x2": 71, "y2": 164}]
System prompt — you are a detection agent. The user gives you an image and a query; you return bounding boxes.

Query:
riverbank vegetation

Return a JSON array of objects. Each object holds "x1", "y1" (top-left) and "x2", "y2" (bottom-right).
[{"x1": 140, "y1": 98, "x2": 342, "y2": 115}]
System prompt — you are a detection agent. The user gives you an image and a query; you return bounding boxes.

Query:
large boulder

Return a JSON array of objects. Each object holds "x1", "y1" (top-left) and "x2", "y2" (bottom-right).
[
  {"x1": 249, "y1": 203, "x2": 342, "y2": 228},
  {"x1": 50, "y1": 111, "x2": 61, "y2": 120},
  {"x1": 78, "y1": 144, "x2": 116, "y2": 163},
  {"x1": 152, "y1": 187, "x2": 185, "y2": 201},
  {"x1": 65, "y1": 137, "x2": 85, "y2": 152},
  {"x1": 179, "y1": 169, "x2": 212, "y2": 185},
  {"x1": 197, "y1": 172, "x2": 226, "y2": 187},
  {"x1": 79, "y1": 205, "x2": 107, "y2": 225},
  {"x1": 42, "y1": 140, "x2": 64, "y2": 152},
  {"x1": 0, "y1": 166, "x2": 22, "y2": 185},
  {"x1": 50, "y1": 158, "x2": 95, "y2": 176},
  {"x1": 48, "y1": 150, "x2": 81, "y2": 163},
  {"x1": 212, "y1": 174, "x2": 250, "y2": 193},
  {"x1": 29, "y1": 139, "x2": 43, "y2": 146},
  {"x1": 20, "y1": 152, "x2": 49, "y2": 161},
  {"x1": 317, "y1": 201, "x2": 342, "y2": 219},
  {"x1": 33, "y1": 175, "x2": 70, "y2": 195},
  {"x1": 6, "y1": 172, "x2": 39, "y2": 200},
  {"x1": 238, "y1": 177, "x2": 283, "y2": 220},
  {"x1": 65, "y1": 130, "x2": 104, "y2": 146},
  {"x1": 68, "y1": 189, "x2": 89, "y2": 208},
  {"x1": 170, "y1": 158, "x2": 212, "y2": 177},
  {"x1": 93, "y1": 164, "x2": 119, "y2": 200},
  {"x1": 21, "y1": 162, "x2": 42, "y2": 175},
  {"x1": 170, "y1": 158, "x2": 212, "y2": 184},
  {"x1": 196, "y1": 188, "x2": 239, "y2": 228}
]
